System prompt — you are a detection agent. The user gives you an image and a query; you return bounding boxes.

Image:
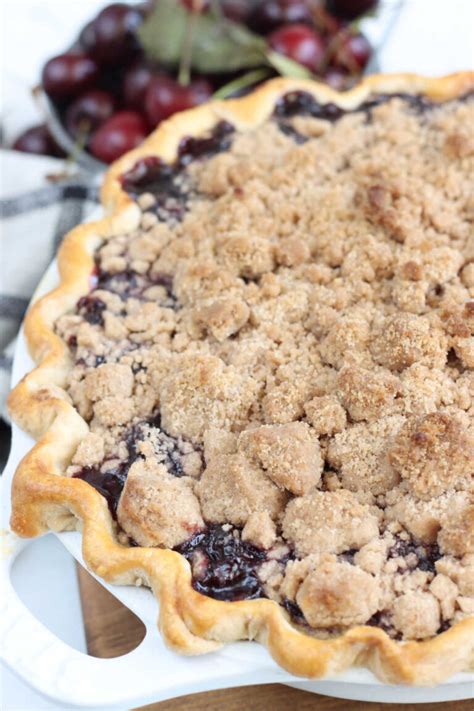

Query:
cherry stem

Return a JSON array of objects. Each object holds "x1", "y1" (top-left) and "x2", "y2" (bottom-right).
[
  {"x1": 321, "y1": 23, "x2": 364, "y2": 77},
  {"x1": 266, "y1": 49, "x2": 313, "y2": 79},
  {"x1": 213, "y1": 68, "x2": 273, "y2": 99},
  {"x1": 178, "y1": 3, "x2": 200, "y2": 86},
  {"x1": 62, "y1": 118, "x2": 91, "y2": 173},
  {"x1": 318, "y1": 27, "x2": 347, "y2": 75}
]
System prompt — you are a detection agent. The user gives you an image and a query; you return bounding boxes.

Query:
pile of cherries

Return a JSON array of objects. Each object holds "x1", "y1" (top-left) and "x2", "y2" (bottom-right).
[{"x1": 13, "y1": 0, "x2": 377, "y2": 164}]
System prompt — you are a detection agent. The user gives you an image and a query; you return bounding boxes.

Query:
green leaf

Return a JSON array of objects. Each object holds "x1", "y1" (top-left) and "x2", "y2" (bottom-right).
[
  {"x1": 138, "y1": 0, "x2": 267, "y2": 74},
  {"x1": 213, "y1": 68, "x2": 273, "y2": 99},
  {"x1": 265, "y1": 50, "x2": 313, "y2": 79}
]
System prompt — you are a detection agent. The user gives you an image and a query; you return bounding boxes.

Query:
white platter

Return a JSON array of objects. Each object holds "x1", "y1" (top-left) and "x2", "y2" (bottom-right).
[{"x1": 1, "y1": 260, "x2": 473, "y2": 708}]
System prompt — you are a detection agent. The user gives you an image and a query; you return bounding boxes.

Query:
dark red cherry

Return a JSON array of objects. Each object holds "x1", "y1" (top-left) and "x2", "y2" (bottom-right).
[
  {"x1": 78, "y1": 21, "x2": 97, "y2": 54},
  {"x1": 42, "y1": 53, "x2": 99, "y2": 98},
  {"x1": 323, "y1": 67, "x2": 349, "y2": 90},
  {"x1": 268, "y1": 24, "x2": 325, "y2": 72},
  {"x1": 12, "y1": 124, "x2": 65, "y2": 157},
  {"x1": 180, "y1": 0, "x2": 210, "y2": 11},
  {"x1": 65, "y1": 90, "x2": 116, "y2": 139},
  {"x1": 249, "y1": 0, "x2": 312, "y2": 33},
  {"x1": 221, "y1": 0, "x2": 254, "y2": 23},
  {"x1": 326, "y1": 0, "x2": 378, "y2": 20},
  {"x1": 334, "y1": 31, "x2": 371, "y2": 70},
  {"x1": 123, "y1": 63, "x2": 154, "y2": 109},
  {"x1": 92, "y1": 3, "x2": 143, "y2": 64},
  {"x1": 89, "y1": 111, "x2": 149, "y2": 163},
  {"x1": 145, "y1": 76, "x2": 213, "y2": 126}
]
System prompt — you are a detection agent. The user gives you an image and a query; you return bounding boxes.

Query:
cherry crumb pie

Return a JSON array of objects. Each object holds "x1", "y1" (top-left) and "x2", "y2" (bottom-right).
[{"x1": 9, "y1": 74, "x2": 474, "y2": 685}]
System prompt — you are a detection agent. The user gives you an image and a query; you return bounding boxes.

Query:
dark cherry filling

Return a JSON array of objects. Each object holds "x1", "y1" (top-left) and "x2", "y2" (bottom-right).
[
  {"x1": 121, "y1": 156, "x2": 177, "y2": 196},
  {"x1": 95, "y1": 266, "x2": 175, "y2": 305},
  {"x1": 120, "y1": 121, "x2": 236, "y2": 221},
  {"x1": 138, "y1": 413, "x2": 203, "y2": 477},
  {"x1": 388, "y1": 537, "x2": 442, "y2": 573},
  {"x1": 367, "y1": 610, "x2": 399, "y2": 638},
  {"x1": 73, "y1": 464, "x2": 128, "y2": 516},
  {"x1": 73, "y1": 414, "x2": 200, "y2": 514},
  {"x1": 338, "y1": 548, "x2": 357, "y2": 564},
  {"x1": 177, "y1": 120, "x2": 235, "y2": 166},
  {"x1": 77, "y1": 295, "x2": 106, "y2": 325},
  {"x1": 282, "y1": 598, "x2": 307, "y2": 626},
  {"x1": 121, "y1": 156, "x2": 189, "y2": 222},
  {"x1": 274, "y1": 90, "x2": 345, "y2": 122},
  {"x1": 273, "y1": 90, "x2": 473, "y2": 143},
  {"x1": 176, "y1": 524, "x2": 267, "y2": 601}
]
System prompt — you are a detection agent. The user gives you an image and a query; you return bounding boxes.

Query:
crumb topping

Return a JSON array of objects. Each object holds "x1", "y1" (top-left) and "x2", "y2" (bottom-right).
[{"x1": 56, "y1": 91, "x2": 474, "y2": 642}]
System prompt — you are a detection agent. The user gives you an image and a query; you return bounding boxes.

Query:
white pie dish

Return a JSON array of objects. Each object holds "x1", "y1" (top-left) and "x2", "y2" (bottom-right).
[{"x1": 1, "y1": 258, "x2": 473, "y2": 708}]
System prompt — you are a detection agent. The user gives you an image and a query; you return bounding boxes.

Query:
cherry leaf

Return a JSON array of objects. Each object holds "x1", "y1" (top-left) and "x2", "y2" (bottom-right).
[
  {"x1": 138, "y1": 0, "x2": 267, "y2": 73},
  {"x1": 265, "y1": 50, "x2": 313, "y2": 79}
]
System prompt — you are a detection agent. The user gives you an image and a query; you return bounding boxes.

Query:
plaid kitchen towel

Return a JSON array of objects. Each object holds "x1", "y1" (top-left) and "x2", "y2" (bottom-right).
[{"x1": 0, "y1": 149, "x2": 100, "y2": 421}]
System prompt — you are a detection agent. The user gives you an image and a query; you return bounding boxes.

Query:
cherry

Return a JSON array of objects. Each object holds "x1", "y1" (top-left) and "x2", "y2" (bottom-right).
[
  {"x1": 249, "y1": 0, "x2": 312, "y2": 33},
  {"x1": 323, "y1": 67, "x2": 349, "y2": 90},
  {"x1": 326, "y1": 0, "x2": 378, "y2": 20},
  {"x1": 268, "y1": 24, "x2": 325, "y2": 72},
  {"x1": 334, "y1": 31, "x2": 371, "y2": 71},
  {"x1": 65, "y1": 90, "x2": 116, "y2": 139},
  {"x1": 180, "y1": 0, "x2": 210, "y2": 11},
  {"x1": 123, "y1": 63, "x2": 154, "y2": 109},
  {"x1": 89, "y1": 111, "x2": 149, "y2": 163},
  {"x1": 221, "y1": 0, "x2": 254, "y2": 23},
  {"x1": 42, "y1": 53, "x2": 99, "y2": 98},
  {"x1": 78, "y1": 21, "x2": 97, "y2": 54},
  {"x1": 12, "y1": 124, "x2": 65, "y2": 157},
  {"x1": 91, "y1": 3, "x2": 143, "y2": 65},
  {"x1": 145, "y1": 77, "x2": 213, "y2": 126}
]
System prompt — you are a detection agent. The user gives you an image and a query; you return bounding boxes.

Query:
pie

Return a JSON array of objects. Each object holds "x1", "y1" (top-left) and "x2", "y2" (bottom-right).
[{"x1": 9, "y1": 73, "x2": 474, "y2": 684}]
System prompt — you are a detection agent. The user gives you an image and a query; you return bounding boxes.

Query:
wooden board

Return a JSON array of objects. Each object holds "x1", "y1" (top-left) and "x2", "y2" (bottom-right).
[{"x1": 77, "y1": 565, "x2": 471, "y2": 711}]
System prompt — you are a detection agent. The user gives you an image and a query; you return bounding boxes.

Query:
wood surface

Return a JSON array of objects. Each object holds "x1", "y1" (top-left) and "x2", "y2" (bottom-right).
[{"x1": 76, "y1": 565, "x2": 472, "y2": 711}]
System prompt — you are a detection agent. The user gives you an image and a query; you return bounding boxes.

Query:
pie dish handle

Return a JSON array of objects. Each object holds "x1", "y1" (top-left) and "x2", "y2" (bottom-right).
[{"x1": 0, "y1": 529, "x2": 272, "y2": 708}]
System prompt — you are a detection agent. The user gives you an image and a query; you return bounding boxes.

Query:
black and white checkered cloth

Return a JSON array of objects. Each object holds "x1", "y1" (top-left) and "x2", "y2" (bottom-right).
[{"x1": 0, "y1": 150, "x2": 101, "y2": 421}]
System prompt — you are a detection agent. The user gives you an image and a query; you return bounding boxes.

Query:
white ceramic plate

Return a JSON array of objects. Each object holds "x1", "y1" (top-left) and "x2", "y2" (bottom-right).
[{"x1": 1, "y1": 260, "x2": 473, "y2": 708}]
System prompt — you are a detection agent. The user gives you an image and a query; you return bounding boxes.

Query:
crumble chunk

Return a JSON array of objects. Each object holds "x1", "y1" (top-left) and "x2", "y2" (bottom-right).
[
  {"x1": 354, "y1": 536, "x2": 391, "y2": 575},
  {"x1": 436, "y1": 556, "x2": 474, "y2": 597},
  {"x1": 384, "y1": 490, "x2": 468, "y2": 544},
  {"x1": 296, "y1": 559, "x2": 380, "y2": 628},
  {"x1": 370, "y1": 314, "x2": 448, "y2": 371},
  {"x1": 336, "y1": 365, "x2": 400, "y2": 422},
  {"x1": 238, "y1": 422, "x2": 322, "y2": 495},
  {"x1": 319, "y1": 310, "x2": 371, "y2": 368},
  {"x1": 387, "y1": 411, "x2": 473, "y2": 499},
  {"x1": 191, "y1": 297, "x2": 249, "y2": 341},
  {"x1": 196, "y1": 453, "x2": 287, "y2": 526},
  {"x1": 282, "y1": 490, "x2": 379, "y2": 556},
  {"x1": 71, "y1": 432, "x2": 105, "y2": 467},
  {"x1": 304, "y1": 394, "x2": 346, "y2": 435},
  {"x1": 430, "y1": 574, "x2": 459, "y2": 620},
  {"x1": 84, "y1": 363, "x2": 134, "y2": 401},
  {"x1": 94, "y1": 396, "x2": 135, "y2": 426},
  {"x1": 202, "y1": 427, "x2": 237, "y2": 461},
  {"x1": 159, "y1": 355, "x2": 258, "y2": 440},
  {"x1": 216, "y1": 233, "x2": 275, "y2": 278},
  {"x1": 242, "y1": 512, "x2": 277, "y2": 549},
  {"x1": 438, "y1": 503, "x2": 474, "y2": 557},
  {"x1": 117, "y1": 459, "x2": 204, "y2": 548},
  {"x1": 392, "y1": 592, "x2": 441, "y2": 640},
  {"x1": 327, "y1": 415, "x2": 404, "y2": 494}
]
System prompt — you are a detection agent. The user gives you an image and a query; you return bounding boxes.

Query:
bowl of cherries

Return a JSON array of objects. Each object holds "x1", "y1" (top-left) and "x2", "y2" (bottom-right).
[{"x1": 12, "y1": 0, "x2": 379, "y2": 171}]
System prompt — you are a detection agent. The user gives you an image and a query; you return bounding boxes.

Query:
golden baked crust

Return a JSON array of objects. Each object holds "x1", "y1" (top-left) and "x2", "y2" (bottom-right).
[{"x1": 8, "y1": 73, "x2": 474, "y2": 684}]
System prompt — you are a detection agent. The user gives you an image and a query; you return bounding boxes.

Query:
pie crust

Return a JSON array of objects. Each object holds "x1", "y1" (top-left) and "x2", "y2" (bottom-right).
[{"x1": 8, "y1": 73, "x2": 474, "y2": 685}]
